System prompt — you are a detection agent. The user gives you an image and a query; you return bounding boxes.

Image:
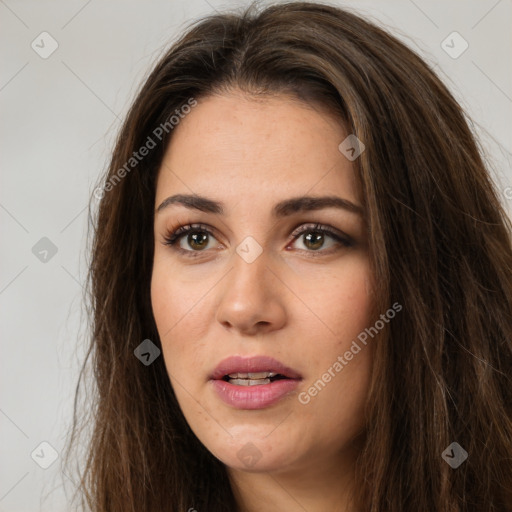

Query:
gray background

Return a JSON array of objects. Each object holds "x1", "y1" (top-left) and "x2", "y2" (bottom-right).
[{"x1": 1, "y1": 0, "x2": 511, "y2": 510}]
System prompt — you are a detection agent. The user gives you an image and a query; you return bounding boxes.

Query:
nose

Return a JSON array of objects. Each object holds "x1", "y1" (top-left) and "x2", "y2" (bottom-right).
[{"x1": 215, "y1": 246, "x2": 287, "y2": 336}]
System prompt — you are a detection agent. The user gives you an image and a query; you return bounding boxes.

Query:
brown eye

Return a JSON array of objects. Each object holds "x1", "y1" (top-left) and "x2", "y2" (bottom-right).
[
  {"x1": 289, "y1": 223, "x2": 353, "y2": 254},
  {"x1": 302, "y1": 232, "x2": 326, "y2": 251},
  {"x1": 186, "y1": 231, "x2": 209, "y2": 250},
  {"x1": 164, "y1": 224, "x2": 218, "y2": 253},
  {"x1": 163, "y1": 222, "x2": 353, "y2": 258}
]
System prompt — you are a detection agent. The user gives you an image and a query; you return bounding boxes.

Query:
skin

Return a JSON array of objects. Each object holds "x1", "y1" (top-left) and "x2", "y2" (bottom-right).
[{"x1": 151, "y1": 90, "x2": 376, "y2": 512}]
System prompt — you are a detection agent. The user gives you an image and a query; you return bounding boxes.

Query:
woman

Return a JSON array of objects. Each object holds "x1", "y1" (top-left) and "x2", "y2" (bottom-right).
[{"x1": 66, "y1": 2, "x2": 512, "y2": 511}]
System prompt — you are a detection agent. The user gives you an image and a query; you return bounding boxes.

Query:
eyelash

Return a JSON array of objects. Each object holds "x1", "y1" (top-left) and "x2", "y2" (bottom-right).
[{"x1": 161, "y1": 222, "x2": 354, "y2": 258}]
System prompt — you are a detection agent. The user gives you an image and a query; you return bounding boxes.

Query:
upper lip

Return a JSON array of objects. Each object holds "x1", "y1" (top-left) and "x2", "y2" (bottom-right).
[{"x1": 210, "y1": 355, "x2": 302, "y2": 380}]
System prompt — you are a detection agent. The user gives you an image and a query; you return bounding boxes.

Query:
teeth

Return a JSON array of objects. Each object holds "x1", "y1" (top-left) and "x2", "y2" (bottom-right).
[
  {"x1": 227, "y1": 371, "x2": 278, "y2": 379},
  {"x1": 229, "y1": 378, "x2": 271, "y2": 386}
]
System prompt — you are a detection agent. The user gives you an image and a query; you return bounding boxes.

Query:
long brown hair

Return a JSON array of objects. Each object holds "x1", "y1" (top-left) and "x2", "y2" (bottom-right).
[{"x1": 65, "y1": 2, "x2": 512, "y2": 510}]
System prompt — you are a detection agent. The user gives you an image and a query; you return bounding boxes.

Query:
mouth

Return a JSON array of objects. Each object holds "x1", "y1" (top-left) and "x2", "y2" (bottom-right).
[
  {"x1": 210, "y1": 354, "x2": 302, "y2": 383},
  {"x1": 221, "y1": 371, "x2": 290, "y2": 386},
  {"x1": 209, "y1": 355, "x2": 302, "y2": 409}
]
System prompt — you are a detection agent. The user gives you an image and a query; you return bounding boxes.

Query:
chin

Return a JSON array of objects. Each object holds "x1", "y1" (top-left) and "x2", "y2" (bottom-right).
[{"x1": 198, "y1": 425, "x2": 296, "y2": 472}]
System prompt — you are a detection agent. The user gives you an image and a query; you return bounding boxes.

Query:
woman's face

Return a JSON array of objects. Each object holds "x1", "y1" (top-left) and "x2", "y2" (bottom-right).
[{"x1": 151, "y1": 91, "x2": 375, "y2": 475}]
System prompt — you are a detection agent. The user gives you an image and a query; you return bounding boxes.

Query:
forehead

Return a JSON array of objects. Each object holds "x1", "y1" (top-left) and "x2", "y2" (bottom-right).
[{"x1": 155, "y1": 92, "x2": 361, "y2": 208}]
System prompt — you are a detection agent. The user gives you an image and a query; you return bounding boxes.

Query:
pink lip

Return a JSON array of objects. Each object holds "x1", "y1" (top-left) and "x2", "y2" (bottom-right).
[
  {"x1": 209, "y1": 355, "x2": 302, "y2": 410},
  {"x1": 210, "y1": 355, "x2": 302, "y2": 380}
]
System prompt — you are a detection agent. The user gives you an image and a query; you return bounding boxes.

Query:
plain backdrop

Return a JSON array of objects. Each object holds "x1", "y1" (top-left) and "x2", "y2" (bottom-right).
[{"x1": 1, "y1": 0, "x2": 511, "y2": 510}]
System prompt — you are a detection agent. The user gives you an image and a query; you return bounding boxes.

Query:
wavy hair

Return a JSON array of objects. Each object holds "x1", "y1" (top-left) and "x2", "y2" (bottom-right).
[{"x1": 65, "y1": 2, "x2": 512, "y2": 510}]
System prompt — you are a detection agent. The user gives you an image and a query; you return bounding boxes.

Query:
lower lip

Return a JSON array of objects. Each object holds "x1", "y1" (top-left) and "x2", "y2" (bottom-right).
[{"x1": 210, "y1": 378, "x2": 301, "y2": 409}]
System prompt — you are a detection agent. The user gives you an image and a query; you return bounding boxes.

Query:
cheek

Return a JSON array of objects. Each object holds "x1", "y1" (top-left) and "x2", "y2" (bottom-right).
[
  {"x1": 333, "y1": 270, "x2": 374, "y2": 344},
  {"x1": 303, "y1": 258, "x2": 375, "y2": 348},
  {"x1": 151, "y1": 261, "x2": 200, "y2": 338},
  {"x1": 296, "y1": 260, "x2": 375, "y2": 424},
  {"x1": 150, "y1": 264, "x2": 212, "y2": 378}
]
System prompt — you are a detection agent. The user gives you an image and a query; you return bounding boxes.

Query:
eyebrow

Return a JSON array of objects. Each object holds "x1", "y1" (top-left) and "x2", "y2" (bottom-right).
[{"x1": 155, "y1": 193, "x2": 364, "y2": 218}]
